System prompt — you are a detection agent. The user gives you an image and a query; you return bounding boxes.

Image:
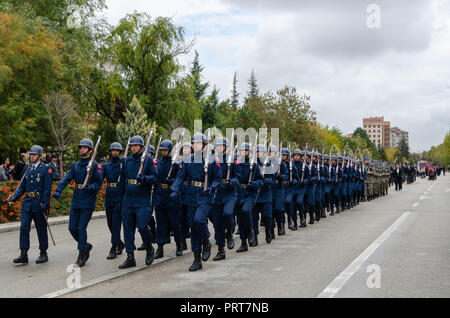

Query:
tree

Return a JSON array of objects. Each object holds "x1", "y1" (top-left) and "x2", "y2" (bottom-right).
[
  {"x1": 231, "y1": 71, "x2": 239, "y2": 109},
  {"x1": 107, "y1": 12, "x2": 195, "y2": 128},
  {"x1": 116, "y1": 96, "x2": 152, "y2": 146},
  {"x1": 190, "y1": 50, "x2": 209, "y2": 102},
  {"x1": 43, "y1": 91, "x2": 81, "y2": 177},
  {"x1": 202, "y1": 86, "x2": 220, "y2": 129},
  {"x1": 0, "y1": 13, "x2": 64, "y2": 159},
  {"x1": 245, "y1": 69, "x2": 259, "y2": 102},
  {"x1": 398, "y1": 136, "x2": 410, "y2": 162}
]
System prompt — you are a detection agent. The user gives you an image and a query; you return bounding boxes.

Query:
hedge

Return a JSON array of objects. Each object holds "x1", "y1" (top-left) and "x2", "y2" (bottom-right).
[{"x1": 0, "y1": 181, "x2": 106, "y2": 223}]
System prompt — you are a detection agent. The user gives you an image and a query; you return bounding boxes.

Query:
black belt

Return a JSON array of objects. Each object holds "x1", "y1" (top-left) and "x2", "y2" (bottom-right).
[
  {"x1": 25, "y1": 192, "x2": 40, "y2": 198},
  {"x1": 190, "y1": 181, "x2": 204, "y2": 188},
  {"x1": 238, "y1": 184, "x2": 247, "y2": 189}
]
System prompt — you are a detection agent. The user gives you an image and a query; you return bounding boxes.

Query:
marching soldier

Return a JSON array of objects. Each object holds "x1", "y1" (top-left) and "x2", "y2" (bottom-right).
[
  {"x1": 322, "y1": 154, "x2": 332, "y2": 216},
  {"x1": 8, "y1": 145, "x2": 52, "y2": 265},
  {"x1": 211, "y1": 137, "x2": 241, "y2": 260},
  {"x1": 234, "y1": 142, "x2": 263, "y2": 253},
  {"x1": 179, "y1": 141, "x2": 193, "y2": 250},
  {"x1": 291, "y1": 149, "x2": 305, "y2": 229},
  {"x1": 268, "y1": 145, "x2": 288, "y2": 236},
  {"x1": 282, "y1": 148, "x2": 298, "y2": 229},
  {"x1": 154, "y1": 140, "x2": 184, "y2": 259},
  {"x1": 118, "y1": 135, "x2": 158, "y2": 269},
  {"x1": 329, "y1": 155, "x2": 339, "y2": 215},
  {"x1": 312, "y1": 152, "x2": 321, "y2": 221},
  {"x1": 52, "y1": 139, "x2": 103, "y2": 267},
  {"x1": 170, "y1": 132, "x2": 221, "y2": 271},
  {"x1": 102, "y1": 142, "x2": 126, "y2": 259},
  {"x1": 252, "y1": 144, "x2": 274, "y2": 245}
]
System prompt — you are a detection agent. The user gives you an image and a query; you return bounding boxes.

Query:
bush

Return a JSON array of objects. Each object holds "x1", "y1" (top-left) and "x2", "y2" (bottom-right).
[{"x1": 0, "y1": 181, "x2": 106, "y2": 223}]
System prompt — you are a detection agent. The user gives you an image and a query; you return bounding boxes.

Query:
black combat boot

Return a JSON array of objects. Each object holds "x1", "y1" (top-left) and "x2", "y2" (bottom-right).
[
  {"x1": 137, "y1": 242, "x2": 147, "y2": 251},
  {"x1": 85, "y1": 243, "x2": 93, "y2": 261},
  {"x1": 309, "y1": 210, "x2": 315, "y2": 224},
  {"x1": 181, "y1": 238, "x2": 188, "y2": 251},
  {"x1": 202, "y1": 240, "x2": 212, "y2": 261},
  {"x1": 119, "y1": 252, "x2": 136, "y2": 269},
  {"x1": 270, "y1": 226, "x2": 275, "y2": 240},
  {"x1": 248, "y1": 229, "x2": 256, "y2": 246},
  {"x1": 165, "y1": 232, "x2": 171, "y2": 244},
  {"x1": 278, "y1": 222, "x2": 286, "y2": 235},
  {"x1": 299, "y1": 212, "x2": 306, "y2": 228},
  {"x1": 226, "y1": 232, "x2": 235, "y2": 250},
  {"x1": 249, "y1": 235, "x2": 258, "y2": 247},
  {"x1": 13, "y1": 249, "x2": 28, "y2": 264},
  {"x1": 321, "y1": 206, "x2": 327, "y2": 218},
  {"x1": 116, "y1": 241, "x2": 125, "y2": 255},
  {"x1": 145, "y1": 244, "x2": 155, "y2": 266},
  {"x1": 107, "y1": 245, "x2": 117, "y2": 260},
  {"x1": 213, "y1": 246, "x2": 226, "y2": 261},
  {"x1": 330, "y1": 204, "x2": 335, "y2": 216},
  {"x1": 315, "y1": 204, "x2": 321, "y2": 221},
  {"x1": 175, "y1": 241, "x2": 183, "y2": 256},
  {"x1": 36, "y1": 251, "x2": 48, "y2": 264},
  {"x1": 154, "y1": 244, "x2": 164, "y2": 259},
  {"x1": 291, "y1": 216, "x2": 298, "y2": 231},
  {"x1": 236, "y1": 239, "x2": 248, "y2": 253},
  {"x1": 265, "y1": 226, "x2": 272, "y2": 244},
  {"x1": 287, "y1": 215, "x2": 293, "y2": 230},
  {"x1": 189, "y1": 251, "x2": 202, "y2": 271},
  {"x1": 75, "y1": 251, "x2": 86, "y2": 267}
]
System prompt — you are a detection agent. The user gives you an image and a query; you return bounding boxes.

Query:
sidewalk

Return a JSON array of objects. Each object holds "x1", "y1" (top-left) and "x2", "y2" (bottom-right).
[{"x1": 0, "y1": 211, "x2": 106, "y2": 233}]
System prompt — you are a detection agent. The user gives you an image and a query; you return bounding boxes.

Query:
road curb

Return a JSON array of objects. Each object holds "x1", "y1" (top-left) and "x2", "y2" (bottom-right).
[{"x1": 0, "y1": 211, "x2": 106, "y2": 233}]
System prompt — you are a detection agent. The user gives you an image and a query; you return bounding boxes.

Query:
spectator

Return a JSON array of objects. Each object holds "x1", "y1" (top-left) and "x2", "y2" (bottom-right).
[
  {"x1": 49, "y1": 154, "x2": 61, "y2": 181},
  {"x1": 0, "y1": 158, "x2": 11, "y2": 181},
  {"x1": 12, "y1": 153, "x2": 28, "y2": 180}
]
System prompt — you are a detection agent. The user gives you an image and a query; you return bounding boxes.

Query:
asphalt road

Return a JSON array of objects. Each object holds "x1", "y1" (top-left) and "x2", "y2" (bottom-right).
[{"x1": 0, "y1": 175, "x2": 449, "y2": 298}]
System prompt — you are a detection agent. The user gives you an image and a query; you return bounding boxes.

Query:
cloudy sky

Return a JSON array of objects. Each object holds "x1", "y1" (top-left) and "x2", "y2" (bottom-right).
[{"x1": 102, "y1": 0, "x2": 450, "y2": 153}]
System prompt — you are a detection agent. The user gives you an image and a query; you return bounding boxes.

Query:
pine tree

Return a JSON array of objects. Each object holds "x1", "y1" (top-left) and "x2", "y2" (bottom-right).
[
  {"x1": 398, "y1": 136, "x2": 410, "y2": 162},
  {"x1": 246, "y1": 69, "x2": 259, "y2": 101},
  {"x1": 190, "y1": 50, "x2": 209, "y2": 102},
  {"x1": 231, "y1": 71, "x2": 239, "y2": 109},
  {"x1": 116, "y1": 96, "x2": 152, "y2": 146},
  {"x1": 202, "y1": 86, "x2": 220, "y2": 129}
]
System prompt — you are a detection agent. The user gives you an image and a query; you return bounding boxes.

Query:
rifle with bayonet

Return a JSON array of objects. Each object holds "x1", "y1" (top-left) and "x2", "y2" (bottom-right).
[
  {"x1": 117, "y1": 137, "x2": 130, "y2": 184},
  {"x1": 301, "y1": 143, "x2": 307, "y2": 182},
  {"x1": 167, "y1": 130, "x2": 185, "y2": 178},
  {"x1": 137, "y1": 128, "x2": 154, "y2": 176},
  {"x1": 248, "y1": 132, "x2": 259, "y2": 183},
  {"x1": 226, "y1": 129, "x2": 235, "y2": 181},
  {"x1": 150, "y1": 136, "x2": 162, "y2": 208},
  {"x1": 82, "y1": 136, "x2": 101, "y2": 188},
  {"x1": 204, "y1": 129, "x2": 212, "y2": 191}
]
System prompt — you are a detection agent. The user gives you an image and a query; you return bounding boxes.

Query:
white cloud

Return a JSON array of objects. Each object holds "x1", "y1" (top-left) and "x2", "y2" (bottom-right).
[{"x1": 103, "y1": 0, "x2": 450, "y2": 153}]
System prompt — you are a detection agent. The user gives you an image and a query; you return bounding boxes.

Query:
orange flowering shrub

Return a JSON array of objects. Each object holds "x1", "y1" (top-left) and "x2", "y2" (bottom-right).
[{"x1": 0, "y1": 181, "x2": 107, "y2": 223}]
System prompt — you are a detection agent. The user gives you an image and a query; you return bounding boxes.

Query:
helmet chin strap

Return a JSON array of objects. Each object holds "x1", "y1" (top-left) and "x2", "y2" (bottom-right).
[
  {"x1": 81, "y1": 149, "x2": 91, "y2": 158},
  {"x1": 31, "y1": 155, "x2": 40, "y2": 164}
]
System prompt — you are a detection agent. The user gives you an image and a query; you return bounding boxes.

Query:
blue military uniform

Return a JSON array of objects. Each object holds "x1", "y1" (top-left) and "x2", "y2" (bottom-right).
[
  {"x1": 171, "y1": 139, "x2": 222, "y2": 272},
  {"x1": 154, "y1": 153, "x2": 183, "y2": 255},
  {"x1": 305, "y1": 153, "x2": 318, "y2": 224},
  {"x1": 270, "y1": 155, "x2": 288, "y2": 235},
  {"x1": 102, "y1": 155, "x2": 125, "y2": 253},
  {"x1": 211, "y1": 150, "x2": 241, "y2": 254},
  {"x1": 253, "y1": 156, "x2": 274, "y2": 244},
  {"x1": 283, "y1": 156, "x2": 298, "y2": 229},
  {"x1": 54, "y1": 157, "x2": 103, "y2": 252},
  {"x1": 236, "y1": 153, "x2": 263, "y2": 248},
  {"x1": 292, "y1": 153, "x2": 308, "y2": 229},
  {"x1": 119, "y1": 152, "x2": 158, "y2": 254},
  {"x1": 9, "y1": 159, "x2": 52, "y2": 257}
]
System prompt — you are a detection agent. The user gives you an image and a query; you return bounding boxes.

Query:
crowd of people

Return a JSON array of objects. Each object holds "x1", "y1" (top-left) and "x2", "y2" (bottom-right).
[
  {"x1": 5, "y1": 133, "x2": 445, "y2": 272},
  {"x1": 0, "y1": 154, "x2": 61, "y2": 182}
]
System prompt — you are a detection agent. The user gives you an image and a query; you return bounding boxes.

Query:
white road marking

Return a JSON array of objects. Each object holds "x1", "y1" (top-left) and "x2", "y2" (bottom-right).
[
  {"x1": 424, "y1": 192, "x2": 428, "y2": 195},
  {"x1": 412, "y1": 202, "x2": 419, "y2": 208},
  {"x1": 419, "y1": 196, "x2": 428, "y2": 200},
  {"x1": 317, "y1": 212, "x2": 411, "y2": 298},
  {"x1": 40, "y1": 253, "x2": 182, "y2": 298}
]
